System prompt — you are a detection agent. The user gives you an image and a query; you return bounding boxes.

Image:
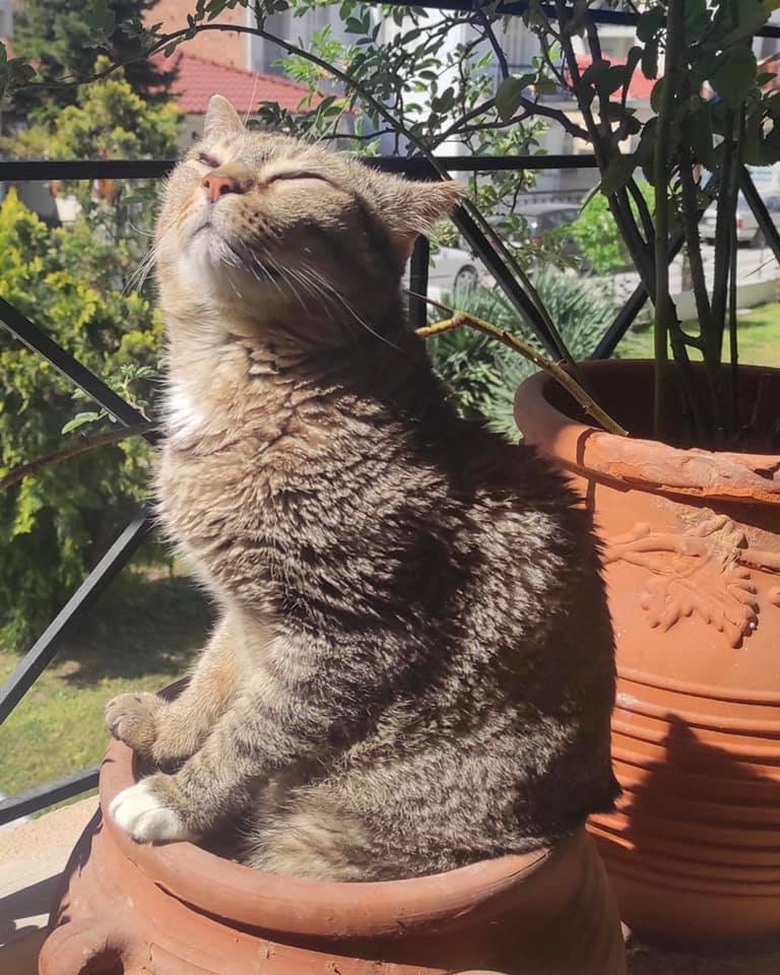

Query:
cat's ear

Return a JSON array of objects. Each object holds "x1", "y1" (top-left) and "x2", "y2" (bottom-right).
[
  {"x1": 382, "y1": 179, "x2": 464, "y2": 262},
  {"x1": 203, "y1": 95, "x2": 244, "y2": 140}
]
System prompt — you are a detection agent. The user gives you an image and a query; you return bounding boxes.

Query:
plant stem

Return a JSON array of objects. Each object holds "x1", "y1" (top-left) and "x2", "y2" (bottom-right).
[
  {"x1": 1, "y1": 421, "x2": 156, "y2": 492},
  {"x1": 415, "y1": 307, "x2": 629, "y2": 437},
  {"x1": 729, "y1": 112, "x2": 745, "y2": 431},
  {"x1": 554, "y1": 2, "x2": 656, "y2": 297},
  {"x1": 652, "y1": 0, "x2": 684, "y2": 440},
  {"x1": 708, "y1": 109, "x2": 740, "y2": 442}
]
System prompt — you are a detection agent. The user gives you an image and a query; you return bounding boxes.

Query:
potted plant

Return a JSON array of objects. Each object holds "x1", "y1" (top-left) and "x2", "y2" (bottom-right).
[{"x1": 507, "y1": 0, "x2": 780, "y2": 943}]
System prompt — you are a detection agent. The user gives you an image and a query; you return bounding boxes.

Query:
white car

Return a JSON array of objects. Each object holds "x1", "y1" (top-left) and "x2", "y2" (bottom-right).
[
  {"x1": 701, "y1": 194, "x2": 780, "y2": 246},
  {"x1": 427, "y1": 244, "x2": 490, "y2": 294}
]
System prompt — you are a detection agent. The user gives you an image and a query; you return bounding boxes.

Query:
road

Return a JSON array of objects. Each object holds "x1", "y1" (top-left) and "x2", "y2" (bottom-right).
[{"x1": 426, "y1": 243, "x2": 779, "y2": 308}]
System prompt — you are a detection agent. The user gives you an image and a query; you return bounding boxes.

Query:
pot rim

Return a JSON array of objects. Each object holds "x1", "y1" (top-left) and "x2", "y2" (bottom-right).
[
  {"x1": 514, "y1": 360, "x2": 780, "y2": 504},
  {"x1": 99, "y1": 737, "x2": 568, "y2": 939}
]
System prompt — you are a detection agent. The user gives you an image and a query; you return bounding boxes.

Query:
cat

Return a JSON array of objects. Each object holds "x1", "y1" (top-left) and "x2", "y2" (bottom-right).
[{"x1": 104, "y1": 94, "x2": 618, "y2": 881}]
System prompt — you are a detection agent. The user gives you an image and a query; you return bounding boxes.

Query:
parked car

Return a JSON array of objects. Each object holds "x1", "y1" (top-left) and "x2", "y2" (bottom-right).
[
  {"x1": 427, "y1": 244, "x2": 491, "y2": 293},
  {"x1": 701, "y1": 193, "x2": 780, "y2": 246},
  {"x1": 516, "y1": 203, "x2": 582, "y2": 242},
  {"x1": 417, "y1": 203, "x2": 587, "y2": 296},
  {"x1": 504, "y1": 204, "x2": 590, "y2": 268}
]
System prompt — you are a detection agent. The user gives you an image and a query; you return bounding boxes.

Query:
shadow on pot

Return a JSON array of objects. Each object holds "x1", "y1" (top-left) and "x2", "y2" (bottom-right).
[{"x1": 591, "y1": 713, "x2": 780, "y2": 946}]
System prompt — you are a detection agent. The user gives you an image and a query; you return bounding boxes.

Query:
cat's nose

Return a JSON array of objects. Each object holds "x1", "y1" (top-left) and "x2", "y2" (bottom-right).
[{"x1": 201, "y1": 172, "x2": 246, "y2": 203}]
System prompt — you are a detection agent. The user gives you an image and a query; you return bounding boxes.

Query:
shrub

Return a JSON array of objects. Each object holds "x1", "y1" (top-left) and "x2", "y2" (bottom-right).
[
  {"x1": 0, "y1": 191, "x2": 163, "y2": 648},
  {"x1": 429, "y1": 273, "x2": 614, "y2": 438}
]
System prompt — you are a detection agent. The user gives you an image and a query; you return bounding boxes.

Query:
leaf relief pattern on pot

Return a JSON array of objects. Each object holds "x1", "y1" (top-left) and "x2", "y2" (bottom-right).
[{"x1": 604, "y1": 515, "x2": 780, "y2": 648}]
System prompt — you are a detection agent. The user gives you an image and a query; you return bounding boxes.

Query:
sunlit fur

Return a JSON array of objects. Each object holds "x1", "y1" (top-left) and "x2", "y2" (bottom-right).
[{"x1": 105, "y1": 96, "x2": 618, "y2": 881}]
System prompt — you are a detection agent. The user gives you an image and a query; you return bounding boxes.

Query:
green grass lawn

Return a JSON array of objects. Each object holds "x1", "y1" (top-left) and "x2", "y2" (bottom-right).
[
  {"x1": 618, "y1": 300, "x2": 780, "y2": 365},
  {"x1": 0, "y1": 574, "x2": 213, "y2": 799}
]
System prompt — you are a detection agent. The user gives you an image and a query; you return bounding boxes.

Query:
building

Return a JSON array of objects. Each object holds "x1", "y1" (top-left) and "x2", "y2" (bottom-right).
[{"x1": 161, "y1": 49, "x2": 312, "y2": 142}]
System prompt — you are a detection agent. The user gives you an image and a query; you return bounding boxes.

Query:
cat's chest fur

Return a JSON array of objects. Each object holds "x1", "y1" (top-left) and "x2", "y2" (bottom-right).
[{"x1": 156, "y1": 344, "x2": 373, "y2": 600}]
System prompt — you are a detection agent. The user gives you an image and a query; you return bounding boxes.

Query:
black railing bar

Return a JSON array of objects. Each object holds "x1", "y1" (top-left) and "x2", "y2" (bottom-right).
[
  {"x1": 591, "y1": 280, "x2": 650, "y2": 360},
  {"x1": 452, "y1": 205, "x2": 563, "y2": 358},
  {"x1": 381, "y1": 0, "x2": 780, "y2": 38},
  {"x1": 0, "y1": 507, "x2": 153, "y2": 726},
  {"x1": 0, "y1": 159, "x2": 175, "y2": 181},
  {"x1": 739, "y1": 166, "x2": 780, "y2": 265},
  {"x1": 370, "y1": 155, "x2": 600, "y2": 174},
  {"x1": 0, "y1": 154, "x2": 600, "y2": 183},
  {"x1": 0, "y1": 765, "x2": 99, "y2": 827},
  {"x1": 408, "y1": 237, "x2": 431, "y2": 330},
  {"x1": 0, "y1": 297, "x2": 160, "y2": 443}
]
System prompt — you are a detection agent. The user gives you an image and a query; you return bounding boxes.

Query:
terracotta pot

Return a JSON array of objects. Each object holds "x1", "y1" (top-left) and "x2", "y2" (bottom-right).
[
  {"x1": 514, "y1": 360, "x2": 780, "y2": 944},
  {"x1": 39, "y1": 736, "x2": 626, "y2": 974}
]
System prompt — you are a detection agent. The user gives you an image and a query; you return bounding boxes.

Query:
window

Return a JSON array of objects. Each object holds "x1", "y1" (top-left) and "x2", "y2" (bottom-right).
[{"x1": 0, "y1": 0, "x2": 12, "y2": 37}]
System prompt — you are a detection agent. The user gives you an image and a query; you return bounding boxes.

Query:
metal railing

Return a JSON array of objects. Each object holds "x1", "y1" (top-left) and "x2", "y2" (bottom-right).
[{"x1": 1, "y1": 149, "x2": 779, "y2": 827}]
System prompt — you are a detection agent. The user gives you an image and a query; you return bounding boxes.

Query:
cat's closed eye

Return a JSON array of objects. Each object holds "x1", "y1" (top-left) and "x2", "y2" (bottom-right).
[
  {"x1": 266, "y1": 171, "x2": 330, "y2": 186},
  {"x1": 195, "y1": 151, "x2": 221, "y2": 169}
]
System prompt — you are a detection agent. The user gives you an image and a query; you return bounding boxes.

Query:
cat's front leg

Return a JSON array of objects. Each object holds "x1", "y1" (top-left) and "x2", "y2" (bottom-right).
[
  {"x1": 108, "y1": 673, "x2": 303, "y2": 845},
  {"x1": 105, "y1": 691, "x2": 164, "y2": 762},
  {"x1": 104, "y1": 611, "x2": 245, "y2": 768},
  {"x1": 108, "y1": 726, "x2": 257, "y2": 844},
  {"x1": 108, "y1": 774, "x2": 198, "y2": 843}
]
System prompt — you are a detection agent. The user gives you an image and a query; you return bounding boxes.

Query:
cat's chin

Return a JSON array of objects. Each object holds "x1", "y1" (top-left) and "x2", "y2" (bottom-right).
[
  {"x1": 184, "y1": 226, "x2": 280, "y2": 292},
  {"x1": 186, "y1": 222, "x2": 231, "y2": 268}
]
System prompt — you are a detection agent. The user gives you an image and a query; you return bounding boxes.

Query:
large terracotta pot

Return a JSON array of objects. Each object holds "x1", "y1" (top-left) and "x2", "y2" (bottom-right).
[
  {"x1": 39, "y1": 737, "x2": 626, "y2": 974},
  {"x1": 514, "y1": 359, "x2": 780, "y2": 944}
]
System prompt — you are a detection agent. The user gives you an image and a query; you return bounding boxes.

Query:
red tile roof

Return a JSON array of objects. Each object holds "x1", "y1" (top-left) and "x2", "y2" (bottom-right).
[
  {"x1": 161, "y1": 51, "x2": 314, "y2": 115},
  {"x1": 574, "y1": 58, "x2": 656, "y2": 103}
]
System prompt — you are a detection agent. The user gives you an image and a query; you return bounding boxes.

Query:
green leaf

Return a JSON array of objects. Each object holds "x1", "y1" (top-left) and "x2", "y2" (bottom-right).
[
  {"x1": 495, "y1": 74, "x2": 534, "y2": 122},
  {"x1": 634, "y1": 117, "x2": 658, "y2": 166},
  {"x1": 642, "y1": 39, "x2": 659, "y2": 80},
  {"x1": 431, "y1": 88, "x2": 455, "y2": 114},
  {"x1": 533, "y1": 78, "x2": 558, "y2": 96},
  {"x1": 637, "y1": 6, "x2": 664, "y2": 42},
  {"x1": 84, "y1": 0, "x2": 116, "y2": 37},
  {"x1": 580, "y1": 58, "x2": 611, "y2": 86},
  {"x1": 61, "y1": 412, "x2": 102, "y2": 435},
  {"x1": 716, "y1": 0, "x2": 769, "y2": 48},
  {"x1": 601, "y1": 65, "x2": 631, "y2": 95},
  {"x1": 709, "y1": 47, "x2": 758, "y2": 108},
  {"x1": 650, "y1": 77, "x2": 666, "y2": 114},
  {"x1": 683, "y1": 0, "x2": 709, "y2": 35}
]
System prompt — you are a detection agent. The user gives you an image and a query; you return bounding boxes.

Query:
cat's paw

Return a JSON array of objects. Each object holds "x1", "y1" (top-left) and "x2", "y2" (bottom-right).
[
  {"x1": 105, "y1": 692, "x2": 162, "y2": 757},
  {"x1": 109, "y1": 778, "x2": 196, "y2": 844}
]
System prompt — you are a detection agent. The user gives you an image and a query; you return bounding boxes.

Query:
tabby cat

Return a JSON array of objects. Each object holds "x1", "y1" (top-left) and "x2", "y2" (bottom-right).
[{"x1": 105, "y1": 95, "x2": 618, "y2": 881}]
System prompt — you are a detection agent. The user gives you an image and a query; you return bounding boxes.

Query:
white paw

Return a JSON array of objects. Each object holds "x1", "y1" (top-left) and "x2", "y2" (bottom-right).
[{"x1": 109, "y1": 779, "x2": 196, "y2": 844}]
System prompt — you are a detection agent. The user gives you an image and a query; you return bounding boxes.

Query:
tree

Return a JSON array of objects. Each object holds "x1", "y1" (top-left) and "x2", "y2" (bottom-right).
[
  {"x1": 11, "y1": 0, "x2": 177, "y2": 114},
  {"x1": 0, "y1": 71, "x2": 180, "y2": 648},
  {"x1": 0, "y1": 189, "x2": 163, "y2": 648}
]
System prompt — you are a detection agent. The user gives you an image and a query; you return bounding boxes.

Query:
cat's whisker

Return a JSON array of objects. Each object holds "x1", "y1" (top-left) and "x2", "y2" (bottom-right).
[
  {"x1": 124, "y1": 248, "x2": 159, "y2": 296},
  {"x1": 127, "y1": 219, "x2": 156, "y2": 238},
  {"x1": 295, "y1": 259, "x2": 400, "y2": 351},
  {"x1": 246, "y1": 252, "x2": 287, "y2": 301},
  {"x1": 243, "y1": 74, "x2": 261, "y2": 127},
  {"x1": 125, "y1": 222, "x2": 180, "y2": 296}
]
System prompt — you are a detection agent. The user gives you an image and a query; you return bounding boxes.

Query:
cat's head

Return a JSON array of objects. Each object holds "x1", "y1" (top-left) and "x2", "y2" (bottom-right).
[{"x1": 156, "y1": 95, "x2": 461, "y2": 349}]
